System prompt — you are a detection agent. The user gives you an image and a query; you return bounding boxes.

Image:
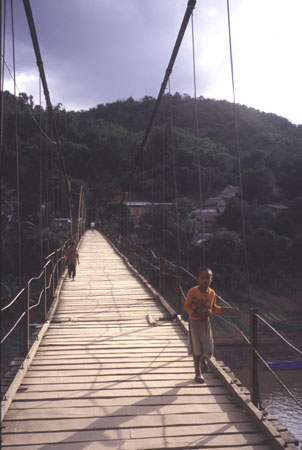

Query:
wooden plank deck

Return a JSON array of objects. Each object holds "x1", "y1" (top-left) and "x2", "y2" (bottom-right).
[{"x1": 1, "y1": 231, "x2": 288, "y2": 449}]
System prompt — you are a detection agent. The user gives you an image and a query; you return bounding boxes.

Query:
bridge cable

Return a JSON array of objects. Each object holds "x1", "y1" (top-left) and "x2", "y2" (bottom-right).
[
  {"x1": 0, "y1": 56, "x2": 55, "y2": 144},
  {"x1": 10, "y1": 0, "x2": 22, "y2": 284},
  {"x1": 45, "y1": 117, "x2": 50, "y2": 253},
  {"x1": 226, "y1": 0, "x2": 252, "y2": 308},
  {"x1": 168, "y1": 79, "x2": 182, "y2": 266},
  {"x1": 191, "y1": 11, "x2": 206, "y2": 265},
  {"x1": 22, "y1": 0, "x2": 76, "y2": 218},
  {"x1": 0, "y1": 0, "x2": 5, "y2": 169},
  {"x1": 119, "y1": 0, "x2": 196, "y2": 208},
  {"x1": 162, "y1": 123, "x2": 166, "y2": 254},
  {"x1": 39, "y1": 76, "x2": 43, "y2": 267}
]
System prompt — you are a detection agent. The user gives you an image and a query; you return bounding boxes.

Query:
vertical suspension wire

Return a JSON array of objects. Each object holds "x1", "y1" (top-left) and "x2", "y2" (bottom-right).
[
  {"x1": 168, "y1": 80, "x2": 181, "y2": 267},
  {"x1": 151, "y1": 137, "x2": 155, "y2": 243},
  {"x1": 0, "y1": 0, "x2": 6, "y2": 170},
  {"x1": 191, "y1": 11, "x2": 205, "y2": 265},
  {"x1": 39, "y1": 76, "x2": 43, "y2": 267},
  {"x1": 162, "y1": 124, "x2": 166, "y2": 254},
  {"x1": 142, "y1": 143, "x2": 145, "y2": 202},
  {"x1": 49, "y1": 143, "x2": 55, "y2": 250},
  {"x1": 226, "y1": 0, "x2": 252, "y2": 308},
  {"x1": 10, "y1": 0, "x2": 22, "y2": 284},
  {"x1": 45, "y1": 115, "x2": 49, "y2": 253}
]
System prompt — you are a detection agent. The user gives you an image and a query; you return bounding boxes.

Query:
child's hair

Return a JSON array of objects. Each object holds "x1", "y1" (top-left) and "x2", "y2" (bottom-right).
[{"x1": 196, "y1": 266, "x2": 213, "y2": 277}]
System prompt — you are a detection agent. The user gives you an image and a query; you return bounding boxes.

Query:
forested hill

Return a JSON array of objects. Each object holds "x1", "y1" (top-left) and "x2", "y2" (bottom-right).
[{"x1": 1, "y1": 91, "x2": 302, "y2": 299}]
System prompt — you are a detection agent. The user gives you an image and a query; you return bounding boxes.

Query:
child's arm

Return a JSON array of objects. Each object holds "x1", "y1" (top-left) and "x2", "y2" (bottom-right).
[
  {"x1": 211, "y1": 294, "x2": 238, "y2": 314},
  {"x1": 221, "y1": 306, "x2": 239, "y2": 312}
]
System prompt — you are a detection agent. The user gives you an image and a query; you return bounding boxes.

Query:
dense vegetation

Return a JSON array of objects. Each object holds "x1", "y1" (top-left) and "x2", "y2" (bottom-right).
[{"x1": 1, "y1": 90, "x2": 302, "y2": 303}]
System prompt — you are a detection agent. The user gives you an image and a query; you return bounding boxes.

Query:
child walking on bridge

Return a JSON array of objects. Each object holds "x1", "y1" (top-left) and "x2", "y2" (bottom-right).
[
  {"x1": 184, "y1": 267, "x2": 238, "y2": 383},
  {"x1": 65, "y1": 241, "x2": 80, "y2": 281}
]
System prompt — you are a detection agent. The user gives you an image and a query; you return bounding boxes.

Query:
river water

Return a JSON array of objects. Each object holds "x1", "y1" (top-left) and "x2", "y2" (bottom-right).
[{"x1": 234, "y1": 368, "x2": 302, "y2": 448}]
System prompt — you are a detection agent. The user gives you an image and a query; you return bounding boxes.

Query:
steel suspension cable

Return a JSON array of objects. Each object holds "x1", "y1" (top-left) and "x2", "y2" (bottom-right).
[
  {"x1": 168, "y1": 80, "x2": 181, "y2": 266},
  {"x1": 226, "y1": 0, "x2": 252, "y2": 308},
  {"x1": 10, "y1": 0, "x2": 22, "y2": 284},
  {"x1": 22, "y1": 0, "x2": 76, "y2": 218},
  {"x1": 0, "y1": 56, "x2": 55, "y2": 144},
  {"x1": 45, "y1": 117, "x2": 50, "y2": 253},
  {"x1": 191, "y1": 12, "x2": 205, "y2": 265},
  {"x1": 39, "y1": 76, "x2": 43, "y2": 267},
  {"x1": 162, "y1": 126, "x2": 166, "y2": 254},
  {"x1": 0, "y1": 0, "x2": 5, "y2": 169},
  {"x1": 119, "y1": 0, "x2": 196, "y2": 207}
]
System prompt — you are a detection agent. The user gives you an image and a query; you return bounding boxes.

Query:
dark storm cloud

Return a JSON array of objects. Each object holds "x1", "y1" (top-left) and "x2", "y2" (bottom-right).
[
  {"x1": 3, "y1": 1, "x2": 302, "y2": 123},
  {"x1": 9, "y1": 0, "x2": 193, "y2": 109}
]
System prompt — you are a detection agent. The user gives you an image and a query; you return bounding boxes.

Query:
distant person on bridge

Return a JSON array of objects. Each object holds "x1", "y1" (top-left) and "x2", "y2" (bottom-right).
[
  {"x1": 64, "y1": 241, "x2": 80, "y2": 281},
  {"x1": 184, "y1": 267, "x2": 238, "y2": 383}
]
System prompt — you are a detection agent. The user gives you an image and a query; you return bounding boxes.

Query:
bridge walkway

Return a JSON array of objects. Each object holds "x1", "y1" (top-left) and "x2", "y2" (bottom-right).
[{"x1": 1, "y1": 232, "x2": 285, "y2": 449}]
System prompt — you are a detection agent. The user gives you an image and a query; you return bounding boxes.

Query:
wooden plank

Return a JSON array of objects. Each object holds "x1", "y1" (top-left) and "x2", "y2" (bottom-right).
[
  {"x1": 2, "y1": 410, "x2": 254, "y2": 434},
  {"x1": 2, "y1": 424, "x2": 269, "y2": 446},
  {"x1": 24, "y1": 363, "x2": 196, "y2": 372},
  {"x1": 7, "y1": 396, "x2": 240, "y2": 409},
  {"x1": 5, "y1": 398, "x2": 237, "y2": 419},
  {"x1": 13, "y1": 385, "x2": 229, "y2": 400},
  {"x1": 17, "y1": 367, "x2": 208, "y2": 377},
  {"x1": 16, "y1": 380, "x2": 231, "y2": 394},
  {"x1": 20, "y1": 374, "x2": 211, "y2": 384},
  {"x1": 0, "y1": 433, "x2": 274, "y2": 449},
  {"x1": 29, "y1": 355, "x2": 190, "y2": 363}
]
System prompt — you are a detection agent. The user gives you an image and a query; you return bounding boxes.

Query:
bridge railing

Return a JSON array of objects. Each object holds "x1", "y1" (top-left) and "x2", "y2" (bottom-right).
[
  {"x1": 103, "y1": 229, "x2": 302, "y2": 412},
  {"x1": 0, "y1": 230, "x2": 83, "y2": 375},
  {"x1": 1, "y1": 246, "x2": 65, "y2": 356}
]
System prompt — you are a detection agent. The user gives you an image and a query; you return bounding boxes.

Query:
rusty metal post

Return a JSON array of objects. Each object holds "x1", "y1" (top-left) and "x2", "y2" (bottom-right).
[
  {"x1": 140, "y1": 248, "x2": 144, "y2": 277},
  {"x1": 159, "y1": 255, "x2": 164, "y2": 296},
  {"x1": 137, "y1": 248, "x2": 141, "y2": 274},
  {"x1": 51, "y1": 255, "x2": 55, "y2": 298},
  {"x1": 60, "y1": 247, "x2": 64, "y2": 276},
  {"x1": 250, "y1": 308, "x2": 260, "y2": 407},
  {"x1": 176, "y1": 264, "x2": 182, "y2": 314},
  {"x1": 55, "y1": 249, "x2": 59, "y2": 285},
  {"x1": 22, "y1": 282, "x2": 30, "y2": 355},
  {"x1": 148, "y1": 251, "x2": 152, "y2": 283},
  {"x1": 42, "y1": 265, "x2": 47, "y2": 322}
]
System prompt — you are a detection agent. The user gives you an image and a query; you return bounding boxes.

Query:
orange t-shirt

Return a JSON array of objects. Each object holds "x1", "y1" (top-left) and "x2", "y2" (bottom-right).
[{"x1": 184, "y1": 286, "x2": 224, "y2": 322}]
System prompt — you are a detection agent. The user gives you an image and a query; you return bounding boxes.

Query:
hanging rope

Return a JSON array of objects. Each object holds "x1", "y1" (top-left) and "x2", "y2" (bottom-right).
[
  {"x1": 168, "y1": 80, "x2": 181, "y2": 267},
  {"x1": 39, "y1": 76, "x2": 43, "y2": 267},
  {"x1": 22, "y1": 0, "x2": 76, "y2": 218},
  {"x1": 162, "y1": 124, "x2": 166, "y2": 254},
  {"x1": 191, "y1": 12, "x2": 206, "y2": 265},
  {"x1": 45, "y1": 116, "x2": 50, "y2": 253},
  {"x1": 10, "y1": 0, "x2": 22, "y2": 284},
  {"x1": 4, "y1": 59, "x2": 55, "y2": 142},
  {"x1": 0, "y1": 0, "x2": 6, "y2": 170},
  {"x1": 119, "y1": 0, "x2": 196, "y2": 208},
  {"x1": 226, "y1": 0, "x2": 252, "y2": 308}
]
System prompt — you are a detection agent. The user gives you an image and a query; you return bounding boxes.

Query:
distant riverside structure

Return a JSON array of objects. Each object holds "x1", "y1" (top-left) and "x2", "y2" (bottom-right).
[
  {"x1": 193, "y1": 184, "x2": 240, "y2": 227},
  {"x1": 125, "y1": 201, "x2": 174, "y2": 221}
]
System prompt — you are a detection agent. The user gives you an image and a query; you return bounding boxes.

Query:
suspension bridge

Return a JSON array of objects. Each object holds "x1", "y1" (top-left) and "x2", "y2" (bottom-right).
[
  {"x1": 1, "y1": 231, "x2": 299, "y2": 449},
  {"x1": 1, "y1": 0, "x2": 302, "y2": 448}
]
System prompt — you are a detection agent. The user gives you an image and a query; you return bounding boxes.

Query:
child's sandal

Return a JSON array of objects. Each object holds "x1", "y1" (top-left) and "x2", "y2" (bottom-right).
[{"x1": 194, "y1": 374, "x2": 205, "y2": 384}]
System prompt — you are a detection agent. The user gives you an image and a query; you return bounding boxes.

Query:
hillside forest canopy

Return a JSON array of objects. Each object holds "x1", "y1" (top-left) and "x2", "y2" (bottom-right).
[{"x1": 1, "y1": 90, "x2": 302, "y2": 303}]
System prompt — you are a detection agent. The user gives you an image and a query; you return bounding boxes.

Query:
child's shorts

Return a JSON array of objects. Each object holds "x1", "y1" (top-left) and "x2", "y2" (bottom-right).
[{"x1": 188, "y1": 319, "x2": 214, "y2": 357}]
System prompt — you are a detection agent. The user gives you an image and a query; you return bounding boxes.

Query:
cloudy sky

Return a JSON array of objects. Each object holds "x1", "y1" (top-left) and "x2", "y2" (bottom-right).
[{"x1": 3, "y1": 0, "x2": 302, "y2": 125}]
